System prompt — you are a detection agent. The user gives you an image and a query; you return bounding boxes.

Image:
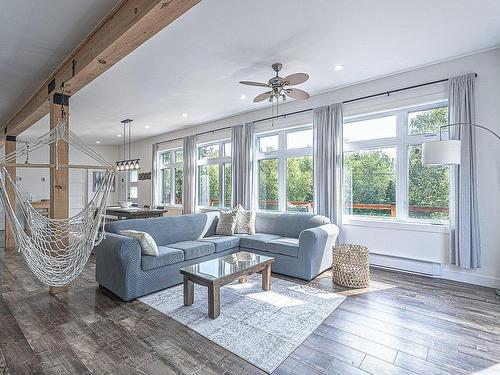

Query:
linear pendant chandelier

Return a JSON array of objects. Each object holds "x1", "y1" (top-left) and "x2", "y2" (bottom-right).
[{"x1": 116, "y1": 119, "x2": 140, "y2": 171}]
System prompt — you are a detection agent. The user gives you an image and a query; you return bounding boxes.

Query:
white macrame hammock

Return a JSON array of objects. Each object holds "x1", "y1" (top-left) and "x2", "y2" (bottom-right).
[{"x1": 0, "y1": 120, "x2": 115, "y2": 287}]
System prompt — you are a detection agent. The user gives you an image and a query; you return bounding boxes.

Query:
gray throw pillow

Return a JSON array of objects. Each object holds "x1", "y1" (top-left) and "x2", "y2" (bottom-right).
[
  {"x1": 216, "y1": 208, "x2": 238, "y2": 235},
  {"x1": 235, "y1": 209, "x2": 256, "y2": 235},
  {"x1": 120, "y1": 230, "x2": 159, "y2": 256}
]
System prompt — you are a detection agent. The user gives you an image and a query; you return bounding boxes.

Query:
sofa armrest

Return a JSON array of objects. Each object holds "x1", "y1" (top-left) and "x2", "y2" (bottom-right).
[
  {"x1": 93, "y1": 232, "x2": 142, "y2": 300},
  {"x1": 298, "y1": 223, "x2": 339, "y2": 280}
]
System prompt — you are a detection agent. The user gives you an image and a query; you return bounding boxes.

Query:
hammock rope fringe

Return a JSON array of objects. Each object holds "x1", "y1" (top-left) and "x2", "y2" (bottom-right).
[{"x1": 0, "y1": 120, "x2": 115, "y2": 287}]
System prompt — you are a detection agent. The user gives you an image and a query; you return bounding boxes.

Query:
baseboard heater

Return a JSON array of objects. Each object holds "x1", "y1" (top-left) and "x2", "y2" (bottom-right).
[{"x1": 369, "y1": 253, "x2": 441, "y2": 276}]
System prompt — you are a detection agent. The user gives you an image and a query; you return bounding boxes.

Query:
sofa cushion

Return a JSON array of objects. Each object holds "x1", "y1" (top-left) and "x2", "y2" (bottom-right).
[
  {"x1": 141, "y1": 246, "x2": 184, "y2": 271},
  {"x1": 199, "y1": 236, "x2": 240, "y2": 253},
  {"x1": 266, "y1": 237, "x2": 300, "y2": 258},
  {"x1": 255, "y1": 212, "x2": 330, "y2": 238},
  {"x1": 120, "y1": 230, "x2": 159, "y2": 256},
  {"x1": 105, "y1": 212, "x2": 219, "y2": 246},
  {"x1": 168, "y1": 241, "x2": 215, "y2": 260},
  {"x1": 216, "y1": 208, "x2": 238, "y2": 235},
  {"x1": 238, "y1": 233, "x2": 282, "y2": 251},
  {"x1": 235, "y1": 210, "x2": 256, "y2": 234}
]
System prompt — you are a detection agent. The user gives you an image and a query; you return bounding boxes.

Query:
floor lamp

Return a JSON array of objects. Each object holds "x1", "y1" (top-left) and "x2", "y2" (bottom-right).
[{"x1": 422, "y1": 122, "x2": 500, "y2": 298}]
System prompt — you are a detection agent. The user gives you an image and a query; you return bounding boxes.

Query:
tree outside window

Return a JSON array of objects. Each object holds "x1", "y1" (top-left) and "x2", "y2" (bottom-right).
[
  {"x1": 256, "y1": 127, "x2": 314, "y2": 212},
  {"x1": 343, "y1": 103, "x2": 449, "y2": 221}
]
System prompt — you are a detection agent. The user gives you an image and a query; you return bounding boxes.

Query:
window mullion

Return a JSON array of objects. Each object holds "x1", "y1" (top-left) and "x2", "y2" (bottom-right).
[
  {"x1": 170, "y1": 166, "x2": 175, "y2": 206},
  {"x1": 396, "y1": 110, "x2": 407, "y2": 221},
  {"x1": 279, "y1": 133, "x2": 286, "y2": 211}
]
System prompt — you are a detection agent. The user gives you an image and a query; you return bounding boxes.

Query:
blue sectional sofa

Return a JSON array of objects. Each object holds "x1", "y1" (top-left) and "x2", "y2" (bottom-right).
[{"x1": 94, "y1": 211, "x2": 339, "y2": 301}]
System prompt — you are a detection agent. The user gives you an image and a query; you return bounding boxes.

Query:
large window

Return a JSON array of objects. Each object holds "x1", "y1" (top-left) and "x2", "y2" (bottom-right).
[
  {"x1": 343, "y1": 102, "x2": 449, "y2": 222},
  {"x1": 256, "y1": 127, "x2": 313, "y2": 212},
  {"x1": 197, "y1": 141, "x2": 231, "y2": 208},
  {"x1": 158, "y1": 149, "x2": 183, "y2": 206}
]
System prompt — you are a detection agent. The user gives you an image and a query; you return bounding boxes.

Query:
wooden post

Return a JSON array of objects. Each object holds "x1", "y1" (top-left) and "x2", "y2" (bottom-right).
[
  {"x1": 4, "y1": 135, "x2": 17, "y2": 250},
  {"x1": 49, "y1": 93, "x2": 70, "y2": 294}
]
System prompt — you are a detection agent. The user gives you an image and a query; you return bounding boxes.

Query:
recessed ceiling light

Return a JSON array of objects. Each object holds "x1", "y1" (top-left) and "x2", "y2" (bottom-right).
[
  {"x1": 145, "y1": 125, "x2": 150, "y2": 129},
  {"x1": 182, "y1": 113, "x2": 188, "y2": 118},
  {"x1": 334, "y1": 64, "x2": 344, "y2": 71},
  {"x1": 96, "y1": 141, "x2": 101, "y2": 144},
  {"x1": 240, "y1": 94, "x2": 247, "y2": 100},
  {"x1": 117, "y1": 134, "x2": 122, "y2": 137}
]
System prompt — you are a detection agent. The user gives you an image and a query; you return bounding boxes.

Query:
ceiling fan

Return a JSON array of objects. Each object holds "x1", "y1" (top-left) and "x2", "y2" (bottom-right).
[{"x1": 239, "y1": 63, "x2": 310, "y2": 103}]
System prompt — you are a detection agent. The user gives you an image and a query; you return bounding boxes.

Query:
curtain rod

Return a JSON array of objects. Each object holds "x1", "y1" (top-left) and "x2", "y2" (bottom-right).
[{"x1": 158, "y1": 73, "x2": 477, "y2": 145}]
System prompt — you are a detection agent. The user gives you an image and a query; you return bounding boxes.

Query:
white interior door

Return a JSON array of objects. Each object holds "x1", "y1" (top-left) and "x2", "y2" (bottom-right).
[{"x1": 69, "y1": 170, "x2": 87, "y2": 217}]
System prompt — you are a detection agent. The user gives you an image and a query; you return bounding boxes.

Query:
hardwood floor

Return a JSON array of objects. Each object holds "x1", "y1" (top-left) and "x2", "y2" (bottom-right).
[{"x1": 1, "y1": 245, "x2": 499, "y2": 375}]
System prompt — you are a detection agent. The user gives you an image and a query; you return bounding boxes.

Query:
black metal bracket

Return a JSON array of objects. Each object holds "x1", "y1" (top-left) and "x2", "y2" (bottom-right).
[
  {"x1": 5, "y1": 135, "x2": 16, "y2": 142},
  {"x1": 53, "y1": 93, "x2": 70, "y2": 106}
]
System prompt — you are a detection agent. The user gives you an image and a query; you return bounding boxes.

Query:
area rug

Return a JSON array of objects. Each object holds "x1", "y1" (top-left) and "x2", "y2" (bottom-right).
[{"x1": 139, "y1": 275, "x2": 346, "y2": 373}]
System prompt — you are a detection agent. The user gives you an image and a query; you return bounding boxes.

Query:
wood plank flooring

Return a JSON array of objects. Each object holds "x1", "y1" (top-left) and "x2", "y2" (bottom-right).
[{"x1": 1, "y1": 245, "x2": 499, "y2": 374}]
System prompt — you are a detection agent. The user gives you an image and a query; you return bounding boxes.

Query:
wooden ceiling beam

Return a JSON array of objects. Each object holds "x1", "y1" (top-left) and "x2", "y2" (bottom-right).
[{"x1": 2, "y1": 0, "x2": 200, "y2": 137}]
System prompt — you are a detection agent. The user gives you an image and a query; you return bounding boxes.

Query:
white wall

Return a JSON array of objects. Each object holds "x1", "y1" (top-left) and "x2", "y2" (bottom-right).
[
  {"x1": 122, "y1": 48, "x2": 500, "y2": 288},
  {"x1": 0, "y1": 143, "x2": 119, "y2": 229}
]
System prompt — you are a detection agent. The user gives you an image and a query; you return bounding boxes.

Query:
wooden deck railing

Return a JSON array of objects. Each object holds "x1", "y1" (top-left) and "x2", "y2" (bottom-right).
[{"x1": 208, "y1": 198, "x2": 448, "y2": 216}]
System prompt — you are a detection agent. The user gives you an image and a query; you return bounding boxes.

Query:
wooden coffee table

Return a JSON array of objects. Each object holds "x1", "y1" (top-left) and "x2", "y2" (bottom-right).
[{"x1": 180, "y1": 251, "x2": 274, "y2": 318}]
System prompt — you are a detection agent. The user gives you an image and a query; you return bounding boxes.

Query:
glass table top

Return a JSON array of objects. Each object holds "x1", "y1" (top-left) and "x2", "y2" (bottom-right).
[{"x1": 180, "y1": 251, "x2": 274, "y2": 281}]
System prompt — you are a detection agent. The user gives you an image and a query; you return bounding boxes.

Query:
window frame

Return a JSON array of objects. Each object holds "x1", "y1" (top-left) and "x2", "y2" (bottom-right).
[
  {"x1": 196, "y1": 140, "x2": 232, "y2": 209},
  {"x1": 128, "y1": 170, "x2": 139, "y2": 203},
  {"x1": 157, "y1": 148, "x2": 183, "y2": 207},
  {"x1": 343, "y1": 100, "x2": 449, "y2": 224},
  {"x1": 255, "y1": 125, "x2": 313, "y2": 212}
]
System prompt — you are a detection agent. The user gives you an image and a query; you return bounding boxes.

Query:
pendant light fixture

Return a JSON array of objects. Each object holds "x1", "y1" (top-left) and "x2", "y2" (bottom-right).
[{"x1": 116, "y1": 119, "x2": 140, "y2": 171}]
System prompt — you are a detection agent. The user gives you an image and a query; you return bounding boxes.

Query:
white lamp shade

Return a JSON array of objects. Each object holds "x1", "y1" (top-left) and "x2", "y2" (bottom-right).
[{"x1": 422, "y1": 140, "x2": 461, "y2": 165}]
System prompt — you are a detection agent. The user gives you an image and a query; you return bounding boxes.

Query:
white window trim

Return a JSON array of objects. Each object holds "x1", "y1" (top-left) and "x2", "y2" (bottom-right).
[
  {"x1": 196, "y1": 140, "x2": 231, "y2": 209},
  {"x1": 343, "y1": 100, "x2": 449, "y2": 225},
  {"x1": 254, "y1": 125, "x2": 313, "y2": 212},
  {"x1": 156, "y1": 148, "x2": 183, "y2": 207}
]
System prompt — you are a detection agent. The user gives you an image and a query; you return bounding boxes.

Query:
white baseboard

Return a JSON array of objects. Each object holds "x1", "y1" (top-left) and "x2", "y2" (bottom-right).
[
  {"x1": 440, "y1": 268, "x2": 500, "y2": 289},
  {"x1": 369, "y1": 253, "x2": 441, "y2": 276},
  {"x1": 370, "y1": 252, "x2": 500, "y2": 289}
]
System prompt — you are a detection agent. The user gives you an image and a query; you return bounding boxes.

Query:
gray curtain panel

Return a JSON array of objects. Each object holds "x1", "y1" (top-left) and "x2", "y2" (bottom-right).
[
  {"x1": 231, "y1": 122, "x2": 255, "y2": 209},
  {"x1": 182, "y1": 135, "x2": 197, "y2": 214},
  {"x1": 448, "y1": 73, "x2": 481, "y2": 269},
  {"x1": 313, "y1": 103, "x2": 344, "y2": 239}
]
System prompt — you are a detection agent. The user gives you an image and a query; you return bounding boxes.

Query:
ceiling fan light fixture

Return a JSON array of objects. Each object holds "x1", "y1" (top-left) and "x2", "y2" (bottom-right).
[{"x1": 240, "y1": 63, "x2": 310, "y2": 105}]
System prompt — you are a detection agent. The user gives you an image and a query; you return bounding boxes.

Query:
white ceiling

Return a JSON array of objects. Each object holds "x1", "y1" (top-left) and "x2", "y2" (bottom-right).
[
  {"x1": 0, "y1": 0, "x2": 121, "y2": 126},
  {"x1": 9, "y1": 0, "x2": 500, "y2": 144}
]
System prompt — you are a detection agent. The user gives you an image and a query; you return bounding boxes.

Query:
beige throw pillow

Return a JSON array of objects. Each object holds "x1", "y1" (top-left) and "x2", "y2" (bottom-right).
[
  {"x1": 235, "y1": 209, "x2": 256, "y2": 235},
  {"x1": 216, "y1": 209, "x2": 238, "y2": 235},
  {"x1": 120, "y1": 230, "x2": 159, "y2": 256}
]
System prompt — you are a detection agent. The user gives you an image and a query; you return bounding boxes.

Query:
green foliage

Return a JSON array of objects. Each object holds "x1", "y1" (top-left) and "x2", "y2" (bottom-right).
[
  {"x1": 344, "y1": 150, "x2": 396, "y2": 211},
  {"x1": 344, "y1": 107, "x2": 450, "y2": 219},
  {"x1": 286, "y1": 156, "x2": 313, "y2": 212},
  {"x1": 198, "y1": 165, "x2": 220, "y2": 206},
  {"x1": 162, "y1": 168, "x2": 171, "y2": 203},
  {"x1": 224, "y1": 163, "x2": 232, "y2": 206},
  {"x1": 175, "y1": 168, "x2": 183, "y2": 204},
  {"x1": 409, "y1": 107, "x2": 448, "y2": 134},
  {"x1": 408, "y1": 146, "x2": 449, "y2": 219},
  {"x1": 258, "y1": 159, "x2": 279, "y2": 210},
  {"x1": 198, "y1": 145, "x2": 219, "y2": 159}
]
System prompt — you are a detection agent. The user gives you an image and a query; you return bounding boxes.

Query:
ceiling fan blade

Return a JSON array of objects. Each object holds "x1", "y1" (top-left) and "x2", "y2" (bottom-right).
[
  {"x1": 285, "y1": 88, "x2": 310, "y2": 100},
  {"x1": 283, "y1": 73, "x2": 309, "y2": 86},
  {"x1": 253, "y1": 91, "x2": 273, "y2": 102},
  {"x1": 239, "y1": 80, "x2": 270, "y2": 87}
]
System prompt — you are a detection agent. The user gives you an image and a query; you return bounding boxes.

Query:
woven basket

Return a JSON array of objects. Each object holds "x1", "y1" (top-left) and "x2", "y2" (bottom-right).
[{"x1": 332, "y1": 244, "x2": 370, "y2": 288}]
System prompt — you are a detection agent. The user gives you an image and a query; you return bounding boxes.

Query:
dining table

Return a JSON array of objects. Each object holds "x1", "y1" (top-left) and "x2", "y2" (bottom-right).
[{"x1": 105, "y1": 206, "x2": 167, "y2": 220}]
